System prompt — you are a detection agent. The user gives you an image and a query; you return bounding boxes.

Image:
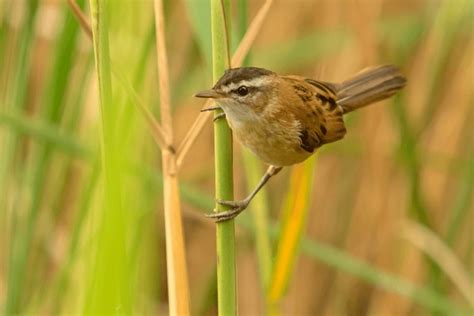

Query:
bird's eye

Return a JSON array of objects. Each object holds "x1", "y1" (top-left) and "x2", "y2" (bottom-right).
[{"x1": 237, "y1": 86, "x2": 249, "y2": 96}]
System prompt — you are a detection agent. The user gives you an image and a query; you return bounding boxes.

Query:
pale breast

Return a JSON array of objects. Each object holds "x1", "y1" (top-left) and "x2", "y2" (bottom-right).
[{"x1": 230, "y1": 116, "x2": 312, "y2": 167}]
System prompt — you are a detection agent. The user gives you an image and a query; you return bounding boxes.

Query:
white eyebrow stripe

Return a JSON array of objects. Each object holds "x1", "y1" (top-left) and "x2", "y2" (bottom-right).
[{"x1": 221, "y1": 77, "x2": 271, "y2": 93}]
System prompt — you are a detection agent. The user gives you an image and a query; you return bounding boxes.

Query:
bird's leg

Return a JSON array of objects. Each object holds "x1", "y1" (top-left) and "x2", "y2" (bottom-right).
[{"x1": 207, "y1": 165, "x2": 283, "y2": 222}]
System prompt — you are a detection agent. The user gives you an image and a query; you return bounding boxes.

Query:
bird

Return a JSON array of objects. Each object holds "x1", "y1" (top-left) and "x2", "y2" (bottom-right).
[{"x1": 195, "y1": 65, "x2": 406, "y2": 221}]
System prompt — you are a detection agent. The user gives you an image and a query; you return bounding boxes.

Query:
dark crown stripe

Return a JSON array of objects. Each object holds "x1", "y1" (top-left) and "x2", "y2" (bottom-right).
[{"x1": 214, "y1": 67, "x2": 274, "y2": 89}]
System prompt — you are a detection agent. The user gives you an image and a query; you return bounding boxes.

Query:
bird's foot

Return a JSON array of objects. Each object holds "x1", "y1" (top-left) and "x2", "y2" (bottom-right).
[{"x1": 206, "y1": 199, "x2": 249, "y2": 222}]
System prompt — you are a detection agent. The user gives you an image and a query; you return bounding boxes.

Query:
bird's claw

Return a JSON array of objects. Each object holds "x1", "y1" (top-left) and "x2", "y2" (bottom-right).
[{"x1": 205, "y1": 199, "x2": 249, "y2": 222}]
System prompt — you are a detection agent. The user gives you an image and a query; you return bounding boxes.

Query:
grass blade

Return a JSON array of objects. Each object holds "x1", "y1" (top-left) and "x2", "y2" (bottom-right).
[
  {"x1": 268, "y1": 156, "x2": 316, "y2": 309},
  {"x1": 84, "y1": 0, "x2": 131, "y2": 312},
  {"x1": 401, "y1": 220, "x2": 474, "y2": 305}
]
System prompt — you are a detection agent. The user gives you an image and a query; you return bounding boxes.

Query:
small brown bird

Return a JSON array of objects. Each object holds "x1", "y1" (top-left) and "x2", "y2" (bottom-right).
[{"x1": 196, "y1": 65, "x2": 406, "y2": 221}]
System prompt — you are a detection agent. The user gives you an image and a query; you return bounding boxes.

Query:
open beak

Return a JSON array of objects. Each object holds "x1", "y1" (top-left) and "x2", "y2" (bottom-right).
[{"x1": 194, "y1": 89, "x2": 224, "y2": 99}]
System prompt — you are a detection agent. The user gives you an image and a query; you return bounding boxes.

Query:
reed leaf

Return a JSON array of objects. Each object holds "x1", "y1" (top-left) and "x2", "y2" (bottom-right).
[
  {"x1": 267, "y1": 156, "x2": 317, "y2": 310},
  {"x1": 84, "y1": 0, "x2": 132, "y2": 312}
]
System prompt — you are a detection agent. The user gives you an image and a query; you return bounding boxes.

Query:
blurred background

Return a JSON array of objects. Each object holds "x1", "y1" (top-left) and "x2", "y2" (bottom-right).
[{"x1": 0, "y1": 0, "x2": 472, "y2": 315}]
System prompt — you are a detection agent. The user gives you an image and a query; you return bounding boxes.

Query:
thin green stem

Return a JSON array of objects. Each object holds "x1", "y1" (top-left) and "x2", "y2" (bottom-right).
[{"x1": 211, "y1": 0, "x2": 235, "y2": 314}]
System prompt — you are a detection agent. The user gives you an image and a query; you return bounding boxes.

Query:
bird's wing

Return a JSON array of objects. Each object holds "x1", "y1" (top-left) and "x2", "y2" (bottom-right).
[{"x1": 282, "y1": 76, "x2": 347, "y2": 152}]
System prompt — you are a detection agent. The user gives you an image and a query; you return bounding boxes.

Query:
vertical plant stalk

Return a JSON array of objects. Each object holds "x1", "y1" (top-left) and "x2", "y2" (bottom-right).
[
  {"x1": 86, "y1": 0, "x2": 131, "y2": 313},
  {"x1": 153, "y1": 0, "x2": 190, "y2": 315},
  {"x1": 210, "y1": 0, "x2": 236, "y2": 314}
]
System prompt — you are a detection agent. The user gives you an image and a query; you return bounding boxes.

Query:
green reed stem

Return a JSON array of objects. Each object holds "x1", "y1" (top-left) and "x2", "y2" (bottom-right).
[{"x1": 211, "y1": 0, "x2": 235, "y2": 314}]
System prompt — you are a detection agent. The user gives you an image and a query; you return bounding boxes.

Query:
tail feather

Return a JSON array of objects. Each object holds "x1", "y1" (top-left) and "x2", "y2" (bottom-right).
[{"x1": 333, "y1": 65, "x2": 406, "y2": 114}]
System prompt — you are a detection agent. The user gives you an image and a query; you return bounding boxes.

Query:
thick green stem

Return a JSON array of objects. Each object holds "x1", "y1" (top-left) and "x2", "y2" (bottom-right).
[
  {"x1": 85, "y1": 0, "x2": 130, "y2": 313},
  {"x1": 210, "y1": 0, "x2": 235, "y2": 314}
]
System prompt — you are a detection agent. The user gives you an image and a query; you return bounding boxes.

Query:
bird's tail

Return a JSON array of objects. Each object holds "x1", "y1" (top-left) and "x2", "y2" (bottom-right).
[{"x1": 333, "y1": 65, "x2": 406, "y2": 114}]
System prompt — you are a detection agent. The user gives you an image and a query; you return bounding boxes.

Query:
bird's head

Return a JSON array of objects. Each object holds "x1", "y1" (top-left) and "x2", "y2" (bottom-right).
[{"x1": 195, "y1": 67, "x2": 278, "y2": 123}]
